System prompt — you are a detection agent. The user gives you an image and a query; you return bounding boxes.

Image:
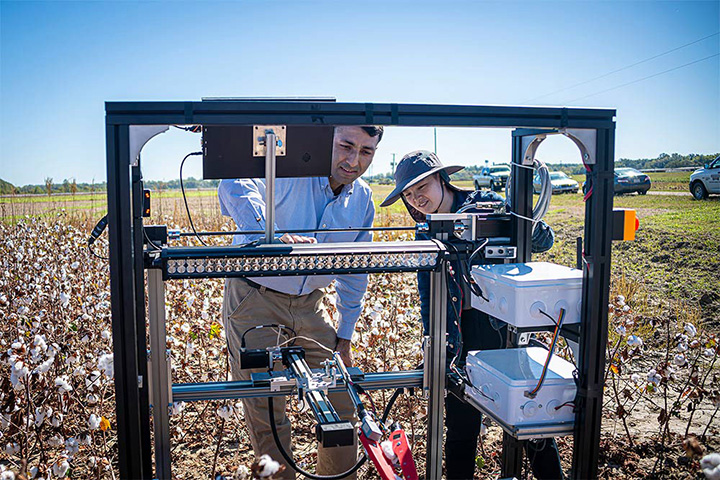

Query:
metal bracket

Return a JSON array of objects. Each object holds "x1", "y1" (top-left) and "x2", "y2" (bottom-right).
[
  {"x1": 129, "y1": 125, "x2": 169, "y2": 167},
  {"x1": 559, "y1": 128, "x2": 597, "y2": 165},
  {"x1": 253, "y1": 125, "x2": 286, "y2": 157},
  {"x1": 521, "y1": 135, "x2": 547, "y2": 166}
]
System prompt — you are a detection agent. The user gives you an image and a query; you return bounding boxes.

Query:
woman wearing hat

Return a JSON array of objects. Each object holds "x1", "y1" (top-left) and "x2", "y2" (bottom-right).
[{"x1": 381, "y1": 150, "x2": 563, "y2": 480}]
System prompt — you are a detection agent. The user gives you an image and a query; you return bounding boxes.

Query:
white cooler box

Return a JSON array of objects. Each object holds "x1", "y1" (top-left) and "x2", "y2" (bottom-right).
[
  {"x1": 465, "y1": 347, "x2": 576, "y2": 433},
  {"x1": 470, "y1": 262, "x2": 583, "y2": 327}
]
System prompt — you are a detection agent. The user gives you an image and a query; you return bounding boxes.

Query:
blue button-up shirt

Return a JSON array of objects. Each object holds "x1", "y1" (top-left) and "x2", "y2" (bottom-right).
[{"x1": 218, "y1": 177, "x2": 375, "y2": 339}]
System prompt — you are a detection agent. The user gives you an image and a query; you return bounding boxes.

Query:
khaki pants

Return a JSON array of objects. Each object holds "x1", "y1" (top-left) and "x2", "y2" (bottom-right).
[{"x1": 222, "y1": 278, "x2": 358, "y2": 480}]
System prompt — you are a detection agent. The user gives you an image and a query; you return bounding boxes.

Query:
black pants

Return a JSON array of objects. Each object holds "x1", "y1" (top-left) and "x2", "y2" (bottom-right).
[{"x1": 445, "y1": 309, "x2": 564, "y2": 480}]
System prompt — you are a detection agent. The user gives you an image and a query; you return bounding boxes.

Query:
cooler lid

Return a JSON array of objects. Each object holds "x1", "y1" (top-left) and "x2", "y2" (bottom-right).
[
  {"x1": 471, "y1": 262, "x2": 582, "y2": 288},
  {"x1": 466, "y1": 347, "x2": 576, "y2": 386}
]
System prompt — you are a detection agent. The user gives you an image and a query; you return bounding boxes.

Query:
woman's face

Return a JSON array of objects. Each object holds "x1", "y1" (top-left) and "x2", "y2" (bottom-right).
[{"x1": 402, "y1": 174, "x2": 446, "y2": 214}]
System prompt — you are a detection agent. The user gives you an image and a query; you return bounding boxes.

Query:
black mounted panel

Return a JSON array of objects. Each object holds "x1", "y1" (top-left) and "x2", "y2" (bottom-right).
[{"x1": 202, "y1": 125, "x2": 334, "y2": 179}]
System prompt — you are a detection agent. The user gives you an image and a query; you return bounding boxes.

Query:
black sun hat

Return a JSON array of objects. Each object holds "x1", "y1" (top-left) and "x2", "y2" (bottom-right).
[{"x1": 380, "y1": 150, "x2": 465, "y2": 207}]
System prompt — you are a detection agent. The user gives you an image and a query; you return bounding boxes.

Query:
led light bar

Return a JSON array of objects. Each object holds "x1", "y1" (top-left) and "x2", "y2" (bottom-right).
[{"x1": 160, "y1": 240, "x2": 443, "y2": 280}]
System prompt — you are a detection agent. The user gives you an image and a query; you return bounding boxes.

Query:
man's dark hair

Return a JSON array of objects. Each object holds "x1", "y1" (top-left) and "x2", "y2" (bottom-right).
[{"x1": 361, "y1": 126, "x2": 384, "y2": 143}]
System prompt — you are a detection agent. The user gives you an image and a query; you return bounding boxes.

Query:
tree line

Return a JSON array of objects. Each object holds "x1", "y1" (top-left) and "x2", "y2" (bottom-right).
[
  {"x1": 363, "y1": 152, "x2": 718, "y2": 183},
  {"x1": 2, "y1": 152, "x2": 717, "y2": 195}
]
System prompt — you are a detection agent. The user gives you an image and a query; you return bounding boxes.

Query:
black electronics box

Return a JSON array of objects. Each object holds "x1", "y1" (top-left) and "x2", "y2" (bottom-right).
[{"x1": 202, "y1": 126, "x2": 334, "y2": 179}]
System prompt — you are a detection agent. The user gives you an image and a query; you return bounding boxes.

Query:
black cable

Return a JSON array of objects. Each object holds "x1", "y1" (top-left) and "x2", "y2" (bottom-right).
[
  {"x1": 240, "y1": 324, "x2": 297, "y2": 349},
  {"x1": 88, "y1": 242, "x2": 108, "y2": 261},
  {"x1": 179, "y1": 151, "x2": 207, "y2": 246},
  {"x1": 381, "y1": 388, "x2": 404, "y2": 424},
  {"x1": 143, "y1": 228, "x2": 163, "y2": 252},
  {"x1": 268, "y1": 397, "x2": 366, "y2": 480}
]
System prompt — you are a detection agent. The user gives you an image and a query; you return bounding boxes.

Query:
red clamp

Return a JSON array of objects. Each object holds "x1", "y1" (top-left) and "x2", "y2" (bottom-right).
[{"x1": 358, "y1": 423, "x2": 418, "y2": 480}]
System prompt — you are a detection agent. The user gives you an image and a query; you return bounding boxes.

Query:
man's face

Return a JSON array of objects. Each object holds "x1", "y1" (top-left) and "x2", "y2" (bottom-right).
[{"x1": 329, "y1": 127, "x2": 380, "y2": 190}]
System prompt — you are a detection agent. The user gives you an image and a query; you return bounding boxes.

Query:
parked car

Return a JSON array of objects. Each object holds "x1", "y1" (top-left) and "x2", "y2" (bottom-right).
[
  {"x1": 614, "y1": 168, "x2": 652, "y2": 195},
  {"x1": 689, "y1": 155, "x2": 720, "y2": 200},
  {"x1": 473, "y1": 165, "x2": 511, "y2": 191},
  {"x1": 534, "y1": 171, "x2": 579, "y2": 194}
]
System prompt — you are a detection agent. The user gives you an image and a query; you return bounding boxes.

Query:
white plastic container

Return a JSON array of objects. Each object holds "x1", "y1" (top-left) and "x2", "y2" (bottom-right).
[
  {"x1": 464, "y1": 347, "x2": 576, "y2": 429},
  {"x1": 470, "y1": 262, "x2": 583, "y2": 327}
]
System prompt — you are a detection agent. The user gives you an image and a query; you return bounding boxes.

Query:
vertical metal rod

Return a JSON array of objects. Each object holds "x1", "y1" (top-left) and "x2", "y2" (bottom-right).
[
  {"x1": 148, "y1": 270, "x2": 172, "y2": 479},
  {"x1": 426, "y1": 269, "x2": 447, "y2": 480},
  {"x1": 107, "y1": 123, "x2": 146, "y2": 479},
  {"x1": 265, "y1": 132, "x2": 277, "y2": 244}
]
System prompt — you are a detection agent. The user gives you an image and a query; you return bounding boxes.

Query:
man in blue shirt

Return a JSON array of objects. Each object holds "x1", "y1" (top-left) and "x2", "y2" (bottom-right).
[{"x1": 218, "y1": 126, "x2": 383, "y2": 479}]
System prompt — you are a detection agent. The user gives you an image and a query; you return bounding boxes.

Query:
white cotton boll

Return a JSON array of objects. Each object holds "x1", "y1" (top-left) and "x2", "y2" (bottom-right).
[
  {"x1": 17, "y1": 306, "x2": 29, "y2": 316},
  {"x1": 622, "y1": 305, "x2": 630, "y2": 312},
  {"x1": 701, "y1": 453, "x2": 720, "y2": 480},
  {"x1": 380, "y1": 440, "x2": 399, "y2": 465},
  {"x1": 101, "y1": 330, "x2": 111, "y2": 340},
  {"x1": 234, "y1": 465, "x2": 251, "y2": 480},
  {"x1": 180, "y1": 323, "x2": 191, "y2": 334},
  {"x1": 673, "y1": 353, "x2": 687, "y2": 367},
  {"x1": 679, "y1": 334, "x2": 689, "y2": 344},
  {"x1": 201, "y1": 310, "x2": 209, "y2": 320},
  {"x1": 615, "y1": 325, "x2": 626, "y2": 336},
  {"x1": 55, "y1": 375, "x2": 73, "y2": 394},
  {"x1": 627, "y1": 335, "x2": 643, "y2": 347},
  {"x1": 0, "y1": 469, "x2": 15, "y2": 480},
  {"x1": 98, "y1": 354, "x2": 114, "y2": 378},
  {"x1": 704, "y1": 348, "x2": 716, "y2": 358},
  {"x1": 70, "y1": 262, "x2": 79, "y2": 270},
  {"x1": 631, "y1": 373, "x2": 642, "y2": 384},
  {"x1": 29, "y1": 466, "x2": 39, "y2": 479},
  {"x1": 647, "y1": 369, "x2": 662, "y2": 385},
  {"x1": 59, "y1": 292, "x2": 69, "y2": 307},
  {"x1": 216, "y1": 405, "x2": 234, "y2": 421},
  {"x1": 35, "y1": 406, "x2": 52, "y2": 426},
  {"x1": 52, "y1": 457, "x2": 70, "y2": 478},
  {"x1": 64, "y1": 437, "x2": 79, "y2": 455},
  {"x1": 186, "y1": 296, "x2": 195, "y2": 308},
  {"x1": 79, "y1": 433, "x2": 92, "y2": 446},
  {"x1": 50, "y1": 412, "x2": 63, "y2": 428},
  {"x1": 370, "y1": 327, "x2": 380, "y2": 337},
  {"x1": 255, "y1": 454, "x2": 281, "y2": 478},
  {"x1": 677, "y1": 343, "x2": 688, "y2": 353},
  {"x1": 170, "y1": 402, "x2": 186, "y2": 416},
  {"x1": 684, "y1": 323, "x2": 697, "y2": 339},
  {"x1": 88, "y1": 414, "x2": 101, "y2": 430},
  {"x1": 616, "y1": 295, "x2": 625, "y2": 304},
  {"x1": 86, "y1": 393, "x2": 98, "y2": 405},
  {"x1": 35, "y1": 357, "x2": 55, "y2": 374},
  {"x1": 72, "y1": 366, "x2": 86, "y2": 377},
  {"x1": 48, "y1": 435, "x2": 63, "y2": 447},
  {"x1": 185, "y1": 341, "x2": 195, "y2": 356},
  {"x1": 86, "y1": 370, "x2": 102, "y2": 390},
  {"x1": 33, "y1": 334, "x2": 47, "y2": 351}
]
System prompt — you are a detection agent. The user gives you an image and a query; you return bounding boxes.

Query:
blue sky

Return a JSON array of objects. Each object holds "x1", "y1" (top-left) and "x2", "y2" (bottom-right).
[{"x1": 1, "y1": 0, "x2": 718, "y2": 185}]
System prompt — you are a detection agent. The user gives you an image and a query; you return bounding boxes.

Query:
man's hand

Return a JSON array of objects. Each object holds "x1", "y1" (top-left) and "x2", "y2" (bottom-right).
[
  {"x1": 279, "y1": 233, "x2": 317, "y2": 244},
  {"x1": 335, "y1": 338, "x2": 353, "y2": 367}
]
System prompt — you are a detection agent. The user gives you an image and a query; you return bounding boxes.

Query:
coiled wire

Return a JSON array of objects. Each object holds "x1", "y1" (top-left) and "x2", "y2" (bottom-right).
[{"x1": 505, "y1": 158, "x2": 552, "y2": 233}]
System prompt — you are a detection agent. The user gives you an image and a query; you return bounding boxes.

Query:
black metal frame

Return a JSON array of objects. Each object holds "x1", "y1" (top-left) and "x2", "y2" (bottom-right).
[{"x1": 106, "y1": 101, "x2": 615, "y2": 479}]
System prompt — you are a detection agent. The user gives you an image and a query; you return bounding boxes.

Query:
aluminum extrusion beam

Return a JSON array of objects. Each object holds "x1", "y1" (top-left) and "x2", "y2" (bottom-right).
[
  {"x1": 572, "y1": 127, "x2": 615, "y2": 480},
  {"x1": 105, "y1": 101, "x2": 615, "y2": 130},
  {"x1": 171, "y1": 370, "x2": 425, "y2": 402},
  {"x1": 426, "y1": 271, "x2": 447, "y2": 480}
]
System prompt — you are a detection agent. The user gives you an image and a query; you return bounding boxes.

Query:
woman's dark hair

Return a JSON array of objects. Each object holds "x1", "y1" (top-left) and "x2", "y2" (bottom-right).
[{"x1": 360, "y1": 126, "x2": 384, "y2": 143}]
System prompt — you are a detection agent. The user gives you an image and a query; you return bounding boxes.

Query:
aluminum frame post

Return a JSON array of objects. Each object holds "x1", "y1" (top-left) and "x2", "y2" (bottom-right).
[
  {"x1": 106, "y1": 123, "x2": 148, "y2": 479},
  {"x1": 264, "y1": 132, "x2": 277, "y2": 244},
  {"x1": 426, "y1": 269, "x2": 447, "y2": 480},
  {"x1": 571, "y1": 127, "x2": 615, "y2": 480},
  {"x1": 148, "y1": 269, "x2": 172, "y2": 479}
]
